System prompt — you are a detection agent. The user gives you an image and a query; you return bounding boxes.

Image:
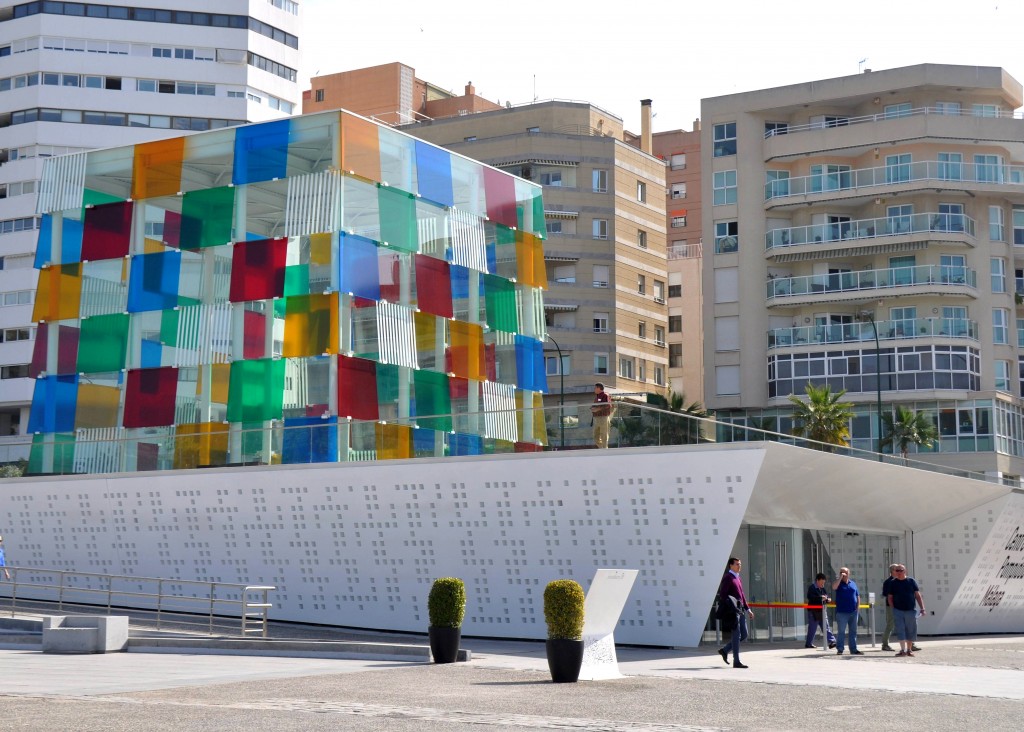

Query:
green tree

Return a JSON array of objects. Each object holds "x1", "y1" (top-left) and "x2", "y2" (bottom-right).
[
  {"x1": 880, "y1": 405, "x2": 938, "y2": 462},
  {"x1": 788, "y1": 383, "x2": 854, "y2": 450},
  {"x1": 614, "y1": 392, "x2": 709, "y2": 447}
]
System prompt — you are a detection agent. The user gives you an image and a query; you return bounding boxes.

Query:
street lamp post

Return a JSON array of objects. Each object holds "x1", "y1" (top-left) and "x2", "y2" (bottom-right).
[
  {"x1": 546, "y1": 333, "x2": 565, "y2": 449},
  {"x1": 859, "y1": 308, "x2": 884, "y2": 462}
]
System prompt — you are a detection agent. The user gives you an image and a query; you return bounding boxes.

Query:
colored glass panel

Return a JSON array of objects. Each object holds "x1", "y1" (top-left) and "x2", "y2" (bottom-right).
[
  {"x1": 415, "y1": 255, "x2": 453, "y2": 318},
  {"x1": 283, "y1": 263, "x2": 310, "y2": 296},
  {"x1": 123, "y1": 367, "x2": 178, "y2": 428},
  {"x1": 339, "y1": 233, "x2": 380, "y2": 299},
  {"x1": 414, "y1": 140, "x2": 454, "y2": 208},
  {"x1": 484, "y1": 274, "x2": 518, "y2": 333},
  {"x1": 233, "y1": 118, "x2": 290, "y2": 185},
  {"x1": 378, "y1": 249, "x2": 402, "y2": 303},
  {"x1": 375, "y1": 422, "x2": 411, "y2": 460},
  {"x1": 450, "y1": 320, "x2": 486, "y2": 381},
  {"x1": 32, "y1": 264, "x2": 82, "y2": 323},
  {"x1": 226, "y1": 358, "x2": 285, "y2": 423},
  {"x1": 484, "y1": 167, "x2": 518, "y2": 228},
  {"x1": 29, "y1": 323, "x2": 79, "y2": 377},
  {"x1": 414, "y1": 311, "x2": 443, "y2": 371},
  {"x1": 196, "y1": 362, "x2": 231, "y2": 405},
  {"x1": 180, "y1": 186, "x2": 235, "y2": 250},
  {"x1": 77, "y1": 313, "x2": 129, "y2": 373},
  {"x1": 140, "y1": 338, "x2": 162, "y2": 368},
  {"x1": 229, "y1": 237, "x2": 288, "y2": 302},
  {"x1": 282, "y1": 416, "x2": 337, "y2": 464},
  {"x1": 163, "y1": 210, "x2": 182, "y2": 248},
  {"x1": 449, "y1": 433, "x2": 483, "y2": 456},
  {"x1": 339, "y1": 112, "x2": 381, "y2": 182},
  {"x1": 82, "y1": 201, "x2": 133, "y2": 261},
  {"x1": 283, "y1": 293, "x2": 338, "y2": 357},
  {"x1": 516, "y1": 231, "x2": 545, "y2": 288},
  {"x1": 378, "y1": 126, "x2": 417, "y2": 191},
  {"x1": 375, "y1": 362, "x2": 401, "y2": 410},
  {"x1": 128, "y1": 250, "x2": 181, "y2": 312},
  {"x1": 132, "y1": 137, "x2": 185, "y2": 200},
  {"x1": 377, "y1": 185, "x2": 418, "y2": 252},
  {"x1": 29, "y1": 433, "x2": 75, "y2": 475},
  {"x1": 242, "y1": 310, "x2": 268, "y2": 359},
  {"x1": 310, "y1": 232, "x2": 332, "y2": 266},
  {"x1": 160, "y1": 308, "x2": 179, "y2": 347},
  {"x1": 337, "y1": 355, "x2": 378, "y2": 421},
  {"x1": 35, "y1": 214, "x2": 84, "y2": 267},
  {"x1": 515, "y1": 335, "x2": 547, "y2": 392},
  {"x1": 27, "y1": 375, "x2": 78, "y2": 433},
  {"x1": 173, "y1": 422, "x2": 229, "y2": 469},
  {"x1": 75, "y1": 383, "x2": 120, "y2": 429},
  {"x1": 414, "y1": 369, "x2": 451, "y2": 432}
]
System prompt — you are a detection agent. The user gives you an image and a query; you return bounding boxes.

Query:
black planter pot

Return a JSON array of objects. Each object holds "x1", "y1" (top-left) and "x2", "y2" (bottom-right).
[
  {"x1": 429, "y1": 625, "x2": 461, "y2": 664},
  {"x1": 546, "y1": 638, "x2": 585, "y2": 683}
]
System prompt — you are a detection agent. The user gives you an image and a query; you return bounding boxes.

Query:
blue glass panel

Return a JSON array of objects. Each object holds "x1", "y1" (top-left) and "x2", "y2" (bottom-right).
[
  {"x1": 232, "y1": 118, "x2": 290, "y2": 185},
  {"x1": 339, "y1": 232, "x2": 380, "y2": 300},
  {"x1": 282, "y1": 416, "x2": 338, "y2": 464},
  {"x1": 485, "y1": 239, "x2": 497, "y2": 274},
  {"x1": 127, "y1": 250, "x2": 181, "y2": 312},
  {"x1": 414, "y1": 141, "x2": 454, "y2": 208},
  {"x1": 34, "y1": 215, "x2": 83, "y2": 267},
  {"x1": 413, "y1": 427, "x2": 436, "y2": 454},
  {"x1": 140, "y1": 338, "x2": 162, "y2": 368},
  {"x1": 449, "y1": 264, "x2": 486, "y2": 299},
  {"x1": 514, "y1": 335, "x2": 548, "y2": 392},
  {"x1": 27, "y1": 374, "x2": 78, "y2": 433},
  {"x1": 449, "y1": 432, "x2": 483, "y2": 456}
]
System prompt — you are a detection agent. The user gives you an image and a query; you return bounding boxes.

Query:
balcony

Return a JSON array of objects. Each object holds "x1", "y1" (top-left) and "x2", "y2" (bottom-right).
[
  {"x1": 765, "y1": 161, "x2": 1024, "y2": 203},
  {"x1": 767, "y1": 265, "x2": 976, "y2": 304},
  {"x1": 766, "y1": 212, "x2": 975, "y2": 252},
  {"x1": 767, "y1": 317, "x2": 978, "y2": 349},
  {"x1": 763, "y1": 106, "x2": 1023, "y2": 140},
  {"x1": 668, "y1": 240, "x2": 703, "y2": 260}
]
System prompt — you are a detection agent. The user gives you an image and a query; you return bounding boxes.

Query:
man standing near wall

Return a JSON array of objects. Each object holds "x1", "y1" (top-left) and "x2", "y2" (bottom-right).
[
  {"x1": 890, "y1": 564, "x2": 926, "y2": 657},
  {"x1": 832, "y1": 567, "x2": 863, "y2": 655},
  {"x1": 591, "y1": 383, "x2": 612, "y2": 448}
]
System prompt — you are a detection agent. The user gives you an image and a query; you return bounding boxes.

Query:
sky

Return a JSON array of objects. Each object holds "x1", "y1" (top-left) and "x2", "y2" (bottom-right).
[{"x1": 299, "y1": 0, "x2": 1024, "y2": 134}]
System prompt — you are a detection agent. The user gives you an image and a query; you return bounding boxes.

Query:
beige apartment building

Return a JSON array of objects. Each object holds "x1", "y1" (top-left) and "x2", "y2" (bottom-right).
[{"x1": 702, "y1": 63, "x2": 1024, "y2": 482}]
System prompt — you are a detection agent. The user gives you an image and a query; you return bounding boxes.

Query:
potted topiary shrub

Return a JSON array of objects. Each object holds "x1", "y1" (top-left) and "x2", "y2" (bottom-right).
[
  {"x1": 428, "y1": 577, "x2": 465, "y2": 664},
  {"x1": 543, "y1": 578, "x2": 586, "y2": 683}
]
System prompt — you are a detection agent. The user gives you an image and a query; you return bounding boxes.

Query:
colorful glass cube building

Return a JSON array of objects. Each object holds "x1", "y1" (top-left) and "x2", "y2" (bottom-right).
[{"x1": 26, "y1": 110, "x2": 548, "y2": 474}]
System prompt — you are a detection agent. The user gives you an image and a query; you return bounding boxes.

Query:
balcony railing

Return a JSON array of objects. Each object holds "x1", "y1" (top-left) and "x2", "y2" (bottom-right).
[
  {"x1": 765, "y1": 161, "x2": 1024, "y2": 200},
  {"x1": 767, "y1": 317, "x2": 978, "y2": 349},
  {"x1": 766, "y1": 212, "x2": 975, "y2": 250},
  {"x1": 767, "y1": 265, "x2": 976, "y2": 300},
  {"x1": 668, "y1": 241, "x2": 703, "y2": 260},
  {"x1": 763, "y1": 106, "x2": 1024, "y2": 139}
]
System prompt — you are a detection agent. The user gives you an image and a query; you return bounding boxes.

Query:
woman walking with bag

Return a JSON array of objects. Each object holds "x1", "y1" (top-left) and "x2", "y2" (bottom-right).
[{"x1": 716, "y1": 557, "x2": 754, "y2": 668}]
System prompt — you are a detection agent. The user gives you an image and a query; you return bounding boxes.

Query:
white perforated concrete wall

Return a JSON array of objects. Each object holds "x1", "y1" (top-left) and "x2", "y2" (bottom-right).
[{"x1": 0, "y1": 447, "x2": 763, "y2": 646}]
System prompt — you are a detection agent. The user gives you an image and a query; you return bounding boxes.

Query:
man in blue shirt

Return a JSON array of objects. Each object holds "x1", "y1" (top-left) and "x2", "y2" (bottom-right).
[
  {"x1": 831, "y1": 566, "x2": 862, "y2": 655},
  {"x1": 0, "y1": 535, "x2": 10, "y2": 581}
]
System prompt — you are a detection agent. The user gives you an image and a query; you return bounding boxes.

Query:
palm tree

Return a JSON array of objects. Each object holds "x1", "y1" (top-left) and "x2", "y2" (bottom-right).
[
  {"x1": 614, "y1": 392, "x2": 710, "y2": 447},
  {"x1": 788, "y1": 383, "x2": 854, "y2": 450},
  {"x1": 880, "y1": 405, "x2": 938, "y2": 462}
]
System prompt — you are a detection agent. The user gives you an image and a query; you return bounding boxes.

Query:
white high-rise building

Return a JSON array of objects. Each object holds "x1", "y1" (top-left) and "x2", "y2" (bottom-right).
[{"x1": 0, "y1": 0, "x2": 301, "y2": 457}]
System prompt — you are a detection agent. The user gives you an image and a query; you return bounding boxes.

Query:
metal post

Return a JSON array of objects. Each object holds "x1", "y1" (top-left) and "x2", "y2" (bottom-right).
[
  {"x1": 859, "y1": 309, "x2": 884, "y2": 461},
  {"x1": 546, "y1": 333, "x2": 565, "y2": 449}
]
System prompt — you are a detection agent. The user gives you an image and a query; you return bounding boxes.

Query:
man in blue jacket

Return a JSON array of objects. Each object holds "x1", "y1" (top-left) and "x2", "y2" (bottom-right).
[{"x1": 831, "y1": 567, "x2": 862, "y2": 655}]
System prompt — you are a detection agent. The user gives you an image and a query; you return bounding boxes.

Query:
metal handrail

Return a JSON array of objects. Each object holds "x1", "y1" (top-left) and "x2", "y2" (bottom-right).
[
  {"x1": 0, "y1": 567, "x2": 274, "y2": 637},
  {"x1": 766, "y1": 212, "x2": 976, "y2": 250},
  {"x1": 763, "y1": 105, "x2": 1024, "y2": 139},
  {"x1": 766, "y1": 265, "x2": 977, "y2": 299}
]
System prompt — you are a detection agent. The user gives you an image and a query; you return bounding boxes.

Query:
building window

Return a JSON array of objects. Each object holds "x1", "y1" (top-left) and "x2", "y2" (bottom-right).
[
  {"x1": 654, "y1": 326, "x2": 665, "y2": 346},
  {"x1": 1014, "y1": 206, "x2": 1024, "y2": 245},
  {"x1": 934, "y1": 101, "x2": 961, "y2": 115},
  {"x1": 715, "y1": 221, "x2": 738, "y2": 253},
  {"x1": 670, "y1": 153, "x2": 686, "y2": 170},
  {"x1": 671, "y1": 214, "x2": 687, "y2": 228},
  {"x1": 592, "y1": 169, "x2": 608, "y2": 193},
  {"x1": 668, "y1": 284, "x2": 681, "y2": 298},
  {"x1": 637, "y1": 275, "x2": 646, "y2": 295},
  {"x1": 0, "y1": 328, "x2": 32, "y2": 343},
  {"x1": 884, "y1": 102, "x2": 912, "y2": 118},
  {"x1": 670, "y1": 182, "x2": 686, "y2": 199},
  {"x1": 638, "y1": 361, "x2": 646, "y2": 383},
  {"x1": 991, "y1": 205, "x2": 1005, "y2": 241},
  {"x1": 765, "y1": 170, "x2": 790, "y2": 198},
  {"x1": 552, "y1": 264, "x2": 575, "y2": 284},
  {"x1": 618, "y1": 357, "x2": 635, "y2": 379},
  {"x1": 637, "y1": 181, "x2": 647, "y2": 202},
  {"x1": 994, "y1": 309, "x2": 1009, "y2": 344},
  {"x1": 545, "y1": 354, "x2": 570, "y2": 375},
  {"x1": 592, "y1": 265, "x2": 609, "y2": 288},
  {"x1": 654, "y1": 366, "x2": 665, "y2": 386},
  {"x1": 593, "y1": 312, "x2": 609, "y2": 333},
  {"x1": 638, "y1": 322, "x2": 646, "y2": 339},
  {"x1": 668, "y1": 344, "x2": 682, "y2": 369},
  {"x1": 545, "y1": 220, "x2": 563, "y2": 235},
  {"x1": 996, "y1": 360, "x2": 1011, "y2": 392},
  {"x1": 594, "y1": 353, "x2": 609, "y2": 375},
  {"x1": 653, "y1": 280, "x2": 665, "y2": 303},
  {"x1": 526, "y1": 126, "x2": 540, "y2": 133},
  {"x1": 973, "y1": 104, "x2": 999, "y2": 118},
  {"x1": 975, "y1": 154, "x2": 1003, "y2": 183},
  {"x1": 713, "y1": 122, "x2": 737, "y2": 157},
  {"x1": 637, "y1": 229, "x2": 647, "y2": 249},
  {"x1": 669, "y1": 315, "x2": 682, "y2": 332},
  {"x1": 713, "y1": 170, "x2": 737, "y2": 205},
  {"x1": 314, "y1": 89, "x2": 324, "y2": 102},
  {"x1": 0, "y1": 364, "x2": 30, "y2": 379},
  {"x1": 992, "y1": 258, "x2": 1007, "y2": 293},
  {"x1": 592, "y1": 219, "x2": 608, "y2": 240},
  {"x1": 463, "y1": 136, "x2": 476, "y2": 142},
  {"x1": 764, "y1": 121, "x2": 788, "y2": 137}
]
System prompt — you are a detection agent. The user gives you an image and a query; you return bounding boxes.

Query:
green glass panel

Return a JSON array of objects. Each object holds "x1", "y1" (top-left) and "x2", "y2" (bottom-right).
[
  {"x1": 273, "y1": 299, "x2": 287, "y2": 319},
  {"x1": 83, "y1": 188, "x2": 124, "y2": 207},
  {"x1": 77, "y1": 313, "x2": 129, "y2": 373},
  {"x1": 181, "y1": 186, "x2": 235, "y2": 250},
  {"x1": 376, "y1": 362, "x2": 401, "y2": 408},
  {"x1": 160, "y1": 308, "x2": 179, "y2": 347},
  {"x1": 283, "y1": 263, "x2": 310, "y2": 296},
  {"x1": 226, "y1": 358, "x2": 285, "y2": 423},
  {"x1": 241, "y1": 422, "x2": 264, "y2": 456},
  {"x1": 29, "y1": 433, "x2": 76, "y2": 475},
  {"x1": 377, "y1": 185, "x2": 418, "y2": 253},
  {"x1": 532, "y1": 192, "x2": 544, "y2": 236},
  {"x1": 484, "y1": 275, "x2": 519, "y2": 334},
  {"x1": 414, "y1": 369, "x2": 451, "y2": 432},
  {"x1": 496, "y1": 224, "x2": 516, "y2": 246}
]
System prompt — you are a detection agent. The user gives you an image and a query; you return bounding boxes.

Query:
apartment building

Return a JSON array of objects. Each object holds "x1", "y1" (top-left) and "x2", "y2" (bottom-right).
[
  {"x1": 652, "y1": 123, "x2": 703, "y2": 402},
  {"x1": 702, "y1": 63, "x2": 1024, "y2": 482},
  {"x1": 0, "y1": 0, "x2": 301, "y2": 455}
]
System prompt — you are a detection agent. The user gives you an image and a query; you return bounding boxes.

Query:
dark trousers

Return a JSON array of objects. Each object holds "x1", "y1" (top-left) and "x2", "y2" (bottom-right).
[{"x1": 720, "y1": 611, "x2": 748, "y2": 662}]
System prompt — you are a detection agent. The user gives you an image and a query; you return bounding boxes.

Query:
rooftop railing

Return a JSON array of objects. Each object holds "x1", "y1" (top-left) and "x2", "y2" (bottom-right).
[
  {"x1": 765, "y1": 160, "x2": 1024, "y2": 200},
  {"x1": 766, "y1": 265, "x2": 976, "y2": 300},
  {"x1": 766, "y1": 212, "x2": 975, "y2": 251},
  {"x1": 767, "y1": 317, "x2": 978, "y2": 349},
  {"x1": 763, "y1": 106, "x2": 1024, "y2": 139}
]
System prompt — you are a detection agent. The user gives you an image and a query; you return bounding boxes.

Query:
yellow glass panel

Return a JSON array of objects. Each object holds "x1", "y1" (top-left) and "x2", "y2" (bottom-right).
[
  {"x1": 75, "y1": 383, "x2": 120, "y2": 429},
  {"x1": 339, "y1": 112, "x2": 381, "y2": 183},
  {"x1": 310, "y1": 232, "x2": 332, "y2": 266},
  {"x1": 449, "y1": 320, "x2": 485, "y2": 381},
  {"x1": 283, "y1": 292, "x2": 338, "y2": 357},
  {"x1": 143, "y1": 237, "x2": 167, "y2": 254},
  {"x1": 132, "y1": 137, "x2": 185, "y2": 201},
  {"x1": 533, "y1": 392, "x2": 547, "y2": 445},
  {"x1": 376, "y1": 422, "x2": 411, "y2": 460},
  {"x1": 415, "y1": 310, "x2": 437, "y2": 353},
  {"x1": 32, "y1": 264, "x2": 82, "y2": 323},
  {"x1": 174, "y1": 422, "x2": 229, "y2": 470},
  {"x1": 516, "y1": 231, "x2": 545, "y2": 288},
  {"x1": 197, "y1": 363, "x2": 231, "y2": 404},
  {"x1": 531, "y1": 233, "x2": 546, "y2": 291}
]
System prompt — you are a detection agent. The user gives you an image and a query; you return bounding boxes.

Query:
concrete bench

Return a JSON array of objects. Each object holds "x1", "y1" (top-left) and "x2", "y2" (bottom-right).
[{"x1": 41, "y1": 616, "x2": 128, "y2": 654}]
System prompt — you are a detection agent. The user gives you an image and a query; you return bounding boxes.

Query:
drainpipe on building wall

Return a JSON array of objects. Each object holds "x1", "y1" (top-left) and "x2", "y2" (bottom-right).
[{"x1": 640, "y1": 99, "x2": 653, "y2": 154}]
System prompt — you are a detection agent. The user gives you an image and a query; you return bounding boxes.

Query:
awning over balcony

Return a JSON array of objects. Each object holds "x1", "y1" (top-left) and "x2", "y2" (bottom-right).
[{"x1": 543, "y1": 303, "x2": 578, "y2": 311}]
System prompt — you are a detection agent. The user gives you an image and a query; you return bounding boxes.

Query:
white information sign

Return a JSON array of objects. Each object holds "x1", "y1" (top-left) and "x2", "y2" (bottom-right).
[{"x1": 579, "y1": 568, "x2": 639, "y2": 681}]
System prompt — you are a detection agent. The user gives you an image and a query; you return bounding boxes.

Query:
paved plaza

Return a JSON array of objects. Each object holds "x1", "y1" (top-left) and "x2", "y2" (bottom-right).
[{"x1": 1, "y1": 634, "x2": 1022, "y2": 731}]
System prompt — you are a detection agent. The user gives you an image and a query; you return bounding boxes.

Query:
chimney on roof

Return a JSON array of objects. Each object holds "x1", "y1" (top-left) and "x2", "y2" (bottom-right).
[
  {"x1": 465, "y1": 81, "x2": 475, "y2": 96},
  {"x1": 640, "y1": 99, "x2": 653, "y2": 154},
  {"x1": 693, "y1": 118, "x2": 701, "y2": 132}
]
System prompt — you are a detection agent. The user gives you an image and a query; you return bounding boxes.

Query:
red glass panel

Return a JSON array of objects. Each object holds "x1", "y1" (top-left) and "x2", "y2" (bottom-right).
[
  {"x1": 415, "y1": 254, "x2": 453, "y2": 318},
  {"x1": 163, "y1": 210, "x2": 182, "y2": 248},
  {"x1": 29, "y1": 323, "x2": 77, "y2": 377},
  {"x1": 229, "y1": 238, "x2": 288, "y2": 302},
  {"x1": 123, "y1": 366, "x2": 178, "y2": 428},
  {"x1": 338, "y1": 355, "x2": 379, "y2": 421},
  {"x1": 243, "y1": 309, "x2": 267, "y2": 359},
  {"x1": 82, "y1": 201, "x2": 133, "y2": 261},
  {"x1": 484, "y1": 167, "x2": 518, "y2": 228}
]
